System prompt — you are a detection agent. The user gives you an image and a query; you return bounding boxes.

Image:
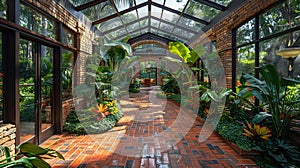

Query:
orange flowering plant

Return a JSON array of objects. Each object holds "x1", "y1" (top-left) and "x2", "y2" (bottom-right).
[{"x1": 243, "y1": 122, "x2": 272, "y2": 141}]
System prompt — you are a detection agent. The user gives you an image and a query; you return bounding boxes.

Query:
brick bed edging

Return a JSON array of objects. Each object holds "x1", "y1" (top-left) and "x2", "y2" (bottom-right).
[{"x1": 0, "y1": 124, "x2": 16, "y2": 160}]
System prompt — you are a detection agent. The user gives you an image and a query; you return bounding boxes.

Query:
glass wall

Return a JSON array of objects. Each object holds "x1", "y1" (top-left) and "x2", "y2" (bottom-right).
[
  {"x1": 41, "y1": 45, "x2": 54, "y2": 132},
  {"x1": 19, "y1": 38, "x2": 36, "y2": 143},
  {"x1": 62, "y1": 27, "x2": 75, "y2": 47},
  {"x1": 62, "y1": 49, "x2": 73, "y2": 100},
  {"x1": 236, "y1": 0, "x2": 300, "y2": 85},
  {"x1": 19, "y1": 4, "x2": 56, "y2": 40},
  {"x1": 0, "y1": 0, "x2": 6, "y2": 19},
  {"x1": 0, "y1": 32, "x2": 2, "y2": 121}
]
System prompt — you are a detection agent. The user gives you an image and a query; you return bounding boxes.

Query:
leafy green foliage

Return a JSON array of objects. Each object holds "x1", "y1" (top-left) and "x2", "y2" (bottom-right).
[
  {"x1": 63, "y1": 107, "x2": 124, "y2": 135},
  {"x1": 161, "y1": 75, "x2": 180, "y2": 95},
  {"x1": 240, "y1": 64, "x2": 300, "y2": 139},
  {"x1": 254, "y1": 139, "x2": 300, "y2": 167},
  {"x1": 169, "y1": 41, "x2": 205, "y2": 64},
  {"x1": 216, "y1": 118, "x2": 255, "y2": 151},
  {"x1": 129, "y1": 78, "x2": 140, "y2": 93},
  {"x1": 0, "y1": 142, "x2": 64, "y2": 168}
]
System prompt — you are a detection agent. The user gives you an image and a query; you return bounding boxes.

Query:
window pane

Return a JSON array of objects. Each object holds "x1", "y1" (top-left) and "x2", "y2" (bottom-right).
[
  {"x1": 260, "y1": 31, "x2": 300, "y2": 78},
  {"x1": 62, "y1": 27, "x2": 74, "y2": 47},
  {"x1": 237, "y1": 19, "x2": 255, "y2": 46},
  {"x1": 237, "y1": 44, "x2": 255, "y2": 83},
  {"x1": 159, "y1": 22, "x2": 174, "y2": 32},
  {"x1": 127, "y1": 22, "x2": 141, "y2": 32},
  {"x1": 260, "y1": 0, "x2": 300, "y2": 38},
  {"x1": 19, "y1": 4, "x2": 56, "y2": 40},
  {"x1": 0, "y1": 32, "x2": 2, "y2": 121},
  {"x1": 137, "y1": 6, "x2": 148, "y2": 18},
  {"x1": 152, "y1": 6, "x2": 162, "y2": 18},
  {"x1": 69, "y1": 0, "x2": 94, "y2": 7},
  {"x1": 209, "y1": 0, "x2": 233, "y2": 6},
  {"x1": 185, "y1": 1, "x2": 221, "y2": 21},
  {"x1": 121, "y1": 11, "x2": 138, "y2": 24},
  {"x1": 136, "y1": 0, "x2": 147, "y2": 5},
  {"x1": 62, "y1": 49, "x2": 73, "y2": 100},
  {"x1": 165, "y1": 0, "x2": 187, "y2": 12},
  {"x1": 139, "y1": 18, "x2": 148, "y2": 28},
  {"x1": 161, "y1": 10, "x2": 179, "y2": 23},
  {"x1": 19, "y1": 39, "x2": 36, "y2": 143},
  {"x1": 98, "y1": 17, "x2": 123, "y2": 32},
  {"x1": 114, "y1": 0, "x2": 131, "y2": 11},
  {"x1": 41, "y1": 45, "x2": 53, "y2": 131},
  {"x1": 0, "y1": 0, "x2": 6, "y2": 19},
  {"x1": 177, "y1": 17, "x2": 204, "y2": 32},
  {"x1": 82, "y1": 1, "x2": 116, "y2": 21},
  {"x1": 151, "y1": 18, "x2": 160, "y2": 28},
  {"x1": 173, "y1": 28, "x2": 195, "y2": 39}
]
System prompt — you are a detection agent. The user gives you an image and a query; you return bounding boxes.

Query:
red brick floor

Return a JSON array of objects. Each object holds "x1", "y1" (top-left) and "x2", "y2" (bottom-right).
[{"x1": 41, "y1": 87, "x2": 257, "y2": 168}]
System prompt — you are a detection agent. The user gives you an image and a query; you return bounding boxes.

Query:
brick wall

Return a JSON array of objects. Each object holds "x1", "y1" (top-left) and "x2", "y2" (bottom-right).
[
  {"x1": 0, "y1": 124, "x2": 16, "y2": 160},
  {"x1": 190, "y1": 0, "x2": 280, "y2": 88}
]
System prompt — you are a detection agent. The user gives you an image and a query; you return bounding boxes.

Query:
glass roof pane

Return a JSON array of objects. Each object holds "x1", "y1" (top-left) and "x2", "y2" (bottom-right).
[
  {"x1": 161, "y1": 10, "x2": 180, "y2": 23},
  {"x1": 136, "y1": 0, "x2": 147, "y2": 5},
  {"x1": 82, "y1": 1, "x2": 116, "y2": 21},
  {"x1": 173, "y1": 28, "x2": 195, "y2": 39},
  {"x1": 152, "y1": 6, "x2": 162, "y2": 18},
  {"x1": 113, "y1": 0, "x2": 130, "y2": 11},
  {"x1": 121, "y1": 10, "x2": 138, "y2": 24},
  {"x1": 140, "y1": 19, "x2": 148, "y2": 27},
  {"x1": 177, "y1": 16, "x2": 204, "y2": 32},
  {"x1": 126, "y1": 22, "x2": 140, "y2": 32},
  {"x1": 209, "y1": 0, "x2": 233, "y2": 6},
  {"x1": 159, "y1": 22, "x2": 174, "y2": 32},
  {"x1": 140, "y1": 28, "x2": 148, "y2": 34},
  {"x1": 151, "y1": 19, "x2": 160, "y2": 28},
  {"x1": 165, "y1": 0, "x2": 187, "y2": 12},
  {"x1": 152, "y1": 0, "x2": 164, "y2": 4},
  {"x1": 184, "y1": 1, "x2": 221, "y2": 21},
  {"x1": 150, "y1": 27, "x2": 158, "y2": 34},
  {"x1": 97, "y1": 17, "x2": 123, "y2": 32},
  {"x1": 69, "y1": 0, "x2": 94, "y2": 7},
  {"x1": 137, "y1": 6, "x2": 148, "y2": 18},
  {"x1": 156, "y1": 31, "x2": 170, "y2": 39},
  {"x1": 107, "y1": 27, "x2": 127, "y2": 39},
  {"x1": 129, "y1": 32, "x2": 142, "y2": 39}
]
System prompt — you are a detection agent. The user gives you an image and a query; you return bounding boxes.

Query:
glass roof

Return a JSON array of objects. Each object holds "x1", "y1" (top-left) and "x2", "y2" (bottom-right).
[{"x1": 70, "y1": 0, "x2": 236, "y2": 44}]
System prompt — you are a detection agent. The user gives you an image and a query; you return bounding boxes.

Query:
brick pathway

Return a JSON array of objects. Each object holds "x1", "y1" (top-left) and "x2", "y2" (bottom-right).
[{"x1": 41, "y1": 87, "x2": 257, "y2": 168}]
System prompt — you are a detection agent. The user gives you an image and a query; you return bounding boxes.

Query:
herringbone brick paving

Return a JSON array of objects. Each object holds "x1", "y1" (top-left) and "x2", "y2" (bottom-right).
[{"x1": 41, "y1": 87, "x2": 257, "y2": 167}]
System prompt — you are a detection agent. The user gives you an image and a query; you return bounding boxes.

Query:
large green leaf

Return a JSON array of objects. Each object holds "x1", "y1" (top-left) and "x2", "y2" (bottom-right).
[
  {"x1": 169, "y1": 42, "x2": 191, "y2": 63},
  {"x1": 105, "y1": 42, "x2": 132, "y2": 55},
  {"x1": 252, "y1": 112, "x2": 272, "y2": 124},
  {"x1": 18, "y1": 142, "x2": 47, "y2": 156},
  {"x1": 188, "y1": 50, "x2": 199, "y2": 64},
  {"x1": 193, "y1": 45, "x2": 206, "y2": 58},
  {"x1": 29, "y1": 157, "x2": 51, "y2": 168}
]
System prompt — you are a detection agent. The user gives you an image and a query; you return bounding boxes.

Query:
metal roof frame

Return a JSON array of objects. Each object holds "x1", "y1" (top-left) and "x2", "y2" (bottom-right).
[{"x1": 69, "y1": 0, "x2": 244, "y2": 44}]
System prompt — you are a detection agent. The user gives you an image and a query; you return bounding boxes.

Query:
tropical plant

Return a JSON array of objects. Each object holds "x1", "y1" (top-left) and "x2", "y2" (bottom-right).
[
  {"x1": 253, "y1": 139, "x2": 300, "y2": 167},
  {"x1": 239, "y1": 64, "x2": 300, "y2": 139},
  {"x1": 129, "y1": 78, "x2": 140, "y2": 93},
  {"x1": 243, "y1": 123, "x2": 272, "y2": 141},
  {"x1": 0, "y1": 142, "x2": 64, "y2": 168}
]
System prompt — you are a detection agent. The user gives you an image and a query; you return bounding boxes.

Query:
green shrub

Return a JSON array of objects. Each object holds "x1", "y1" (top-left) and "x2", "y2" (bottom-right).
[
  {"x1": 63, "y1": 106, "x2": 124, "y2": 135},
  {"x1": 216, "y1": 118, "x2": 255, "y2": 151}
]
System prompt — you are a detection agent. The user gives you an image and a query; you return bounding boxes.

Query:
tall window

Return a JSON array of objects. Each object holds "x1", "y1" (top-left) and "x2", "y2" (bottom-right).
[
  {"x1": 62, "y1": 49, "x2": 74, "y2": 100},
  {"x1": 235, "y1": 0, "x2": 300, "y2": 86},
  {"x1": 0, "y1": 0, "x2": 6, "y2": 19},
  {"x1": 0, "y1": 32, "x2": 2, "y2": 121},
  {"x1": 19, "y1": 4, "x2": 56, "y2": 40}
]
